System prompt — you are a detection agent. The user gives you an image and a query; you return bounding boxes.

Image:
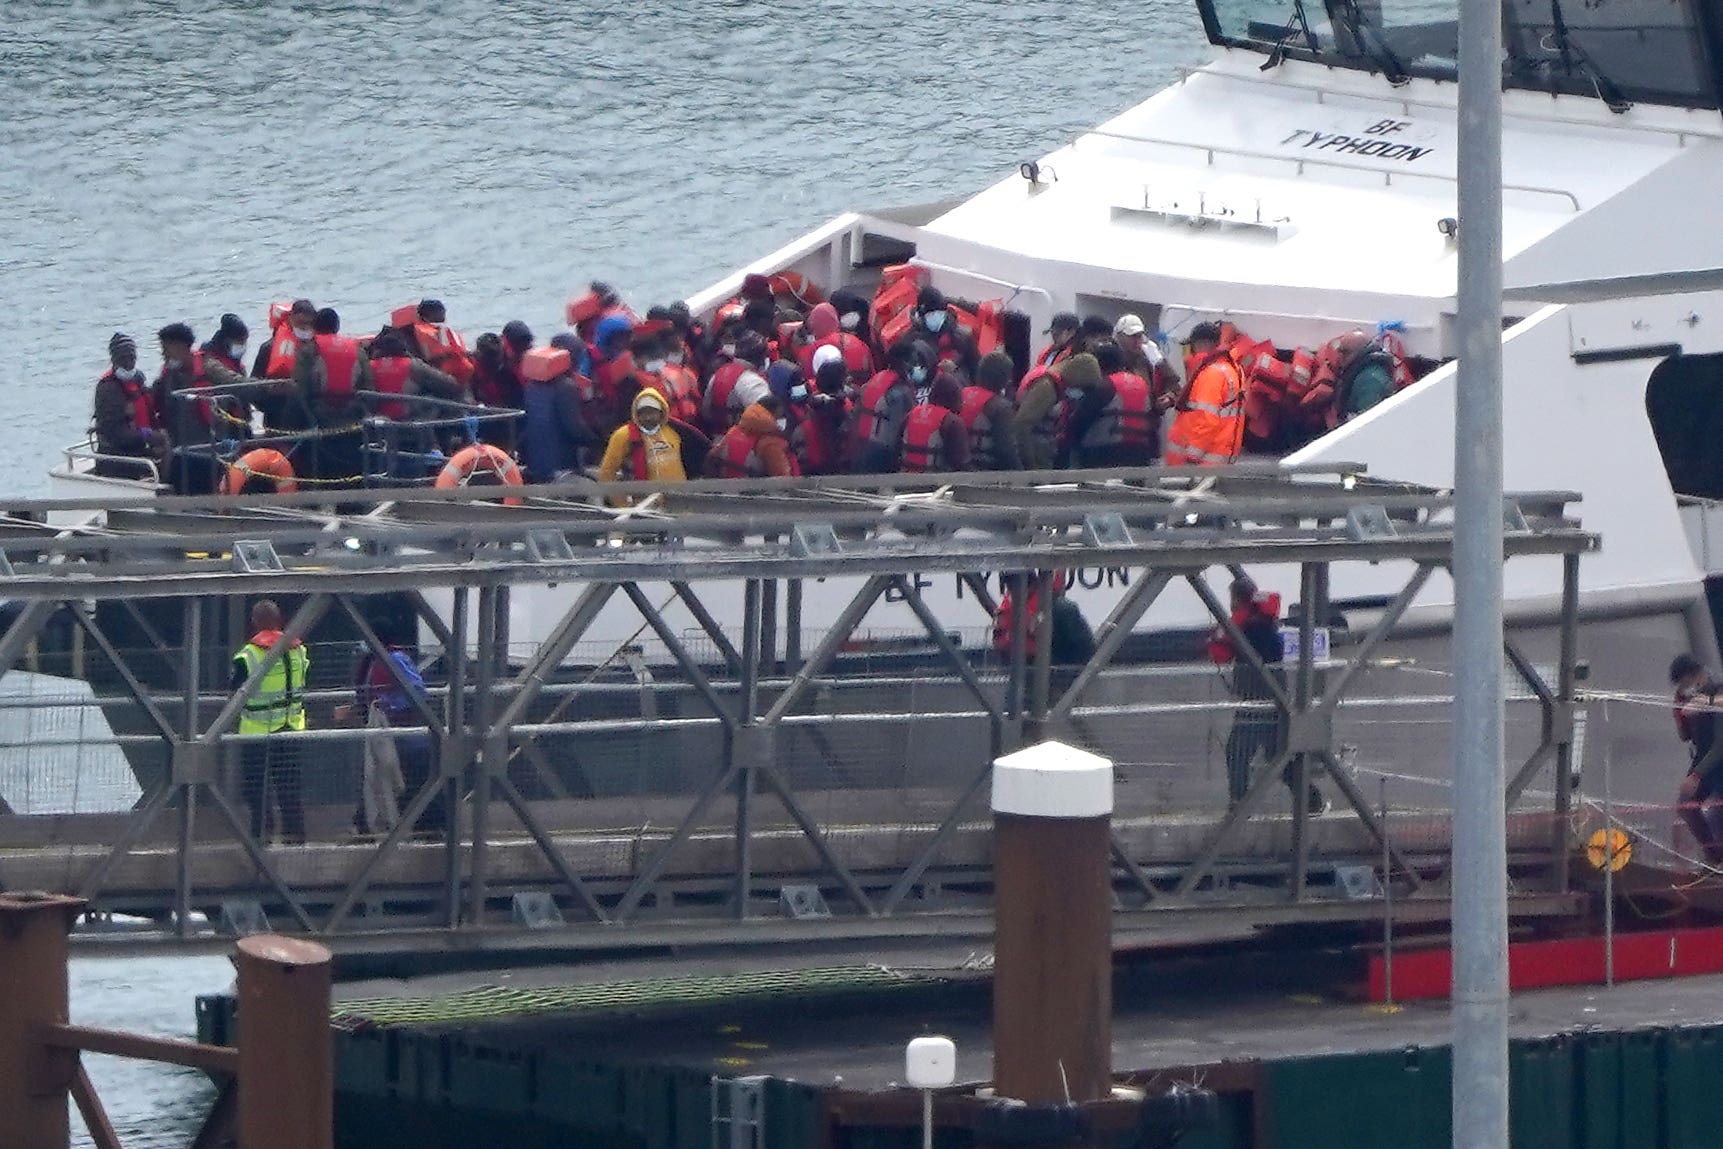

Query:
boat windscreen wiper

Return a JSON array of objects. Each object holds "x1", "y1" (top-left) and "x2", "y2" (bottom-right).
[
  {"x1": 1326, "y1": 0, "x2": 1410, "y2": 87},
  {"x1": 1260, "y1": 0, "x2": 1320, "y2": 71},
  {"x1": 1547, "y1": 0, "x2": 1633, "y2": 113}
]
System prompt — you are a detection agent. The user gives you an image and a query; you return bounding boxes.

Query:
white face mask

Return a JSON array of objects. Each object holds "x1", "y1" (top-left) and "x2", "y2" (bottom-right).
[
  {"x1": 291, "y1": 325, "x2": 314, "y2": 341},
  {"x1": 231, "y1": 342, "x2": 247, "y2": 360},
  {"x1": 643, "y1": 358, "x2": 666, "y2": 374},
  {"x1": 114, "y1": 365, "x2": 143, "y2": 382},
  {"x1": 667, "y1": 351, "x2": 685, "y2": 366},
  {"x1": 839, "y1": 312, "x2": 861, "y2": 331},
  {"x1": 775, "y1": 417, "x2": 788, "y2": 432},
  {"x1": 720, "y1": 342, "x2": 737, "y2": 358},
  {"x1": 163, "y1": 354, "x2": 184, "y2": 369}
]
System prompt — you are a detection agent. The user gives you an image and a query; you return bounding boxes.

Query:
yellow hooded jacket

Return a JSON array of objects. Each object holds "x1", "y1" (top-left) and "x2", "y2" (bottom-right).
[{"x1": 599, "y1": 387, "x2": 688, "y2": 483}]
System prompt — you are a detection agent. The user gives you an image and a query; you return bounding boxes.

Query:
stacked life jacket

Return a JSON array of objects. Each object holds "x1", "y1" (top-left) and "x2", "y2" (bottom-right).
[{"x1": 899, "y1": 403, "x2": 963, "y2": 473}]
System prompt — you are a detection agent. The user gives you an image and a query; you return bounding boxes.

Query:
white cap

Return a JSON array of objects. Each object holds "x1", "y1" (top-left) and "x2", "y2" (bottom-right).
[
  {"x1": 1114, "y1": 313, "x2": 1146, "y2": 338},
  {"x1": 811, "y1": 343, "x2": 844, "y2": 375},
  {"x1": 991, "y1": 740, "x2": 1113, "y2": 818}
]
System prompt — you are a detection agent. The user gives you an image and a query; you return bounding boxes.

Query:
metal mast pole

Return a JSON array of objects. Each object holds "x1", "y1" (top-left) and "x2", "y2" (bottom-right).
[{"x1": 1452, "y1": 0, "x2": 1509, "y2": 1143}]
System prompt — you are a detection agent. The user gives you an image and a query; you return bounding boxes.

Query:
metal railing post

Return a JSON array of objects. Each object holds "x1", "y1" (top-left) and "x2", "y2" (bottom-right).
[
  {"x1": 235, "y1": 935, "x2": 333, "y2": 1149},
  {"x1": 0, "y1": 892, "x2": 84, "y2": 1149}
]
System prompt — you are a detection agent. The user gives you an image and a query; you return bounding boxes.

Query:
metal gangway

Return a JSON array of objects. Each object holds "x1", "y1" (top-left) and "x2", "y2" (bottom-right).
[{"x1": 0, "y1": 465, "x2": 1594, "y2": 951}]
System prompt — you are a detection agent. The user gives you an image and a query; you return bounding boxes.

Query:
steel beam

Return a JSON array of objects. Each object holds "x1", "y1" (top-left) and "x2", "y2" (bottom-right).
[
  {"x1": 489, "y1": 581, "x2": 618, "y2": 733},
  {"x1": 467, "y1": 585, "x2": 500, "y2": 926},
  {"x1": 1173, "y1": 749, "x2": 1298, "y2": 898},
  {"x1": 1552, "y1": 552, "x2": 1581, "y2": 892},
  {"x1": 1049, "y1": 572, "x2": 1172, "y2": 723},
  {"x1": 1187, "y1": 574, "x2": 1294, "y2": 715},
  {"x1": 1319, "y1": 563, "x2": 1435, "y2": 707},
  {"x1": 671, "y1": 580, "x2": 743, "y2": 673},
  {"x1": 760, "y1": 575, "x2": 889, "y2": 725},
  {"x1": 177, "y1": 597, "x2": 201, "y2": 938},
  {"x1": 66, "y1": 603, "x2": 178, "y2": 742},
  {"x1": 336, "y1": 596, "x2": 443, "y2": 732}
]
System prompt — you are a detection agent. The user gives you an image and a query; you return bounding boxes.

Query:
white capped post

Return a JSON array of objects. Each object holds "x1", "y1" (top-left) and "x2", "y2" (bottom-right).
[
  {"x1": 907, "y1": 1035, "x2": 957, "y2": 1149},
  {"x1": 990, "y1": 740, "x2": 1114, "y2": 1105}
]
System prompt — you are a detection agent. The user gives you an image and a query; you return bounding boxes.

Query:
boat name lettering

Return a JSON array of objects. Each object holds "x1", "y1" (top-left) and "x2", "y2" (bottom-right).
[
  {"x1": 951, "y1": 568, "x2": 1132, "y2": 599},
  {"x1": 1280, "y1": 123, "x2": 1434, "y2": 163}
]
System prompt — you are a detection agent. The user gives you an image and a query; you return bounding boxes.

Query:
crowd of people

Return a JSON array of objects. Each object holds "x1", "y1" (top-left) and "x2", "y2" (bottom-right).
[{"x1": 93, "y1": 271, "x2": 1410, "y2": 496}]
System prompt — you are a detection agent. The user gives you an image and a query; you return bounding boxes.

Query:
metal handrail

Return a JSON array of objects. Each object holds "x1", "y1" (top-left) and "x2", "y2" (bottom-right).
[
  {"x1": 1076, "y1": 129, "x2": 1585, "y2": 211},
  {"x1": 60, "y1": 440, "x2": 162, "y2": 485}
]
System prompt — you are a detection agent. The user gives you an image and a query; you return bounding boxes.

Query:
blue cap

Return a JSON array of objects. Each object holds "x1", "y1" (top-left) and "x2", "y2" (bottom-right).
[{"x1": 595, "y1": 313, "x2": 634, "y2": 349}]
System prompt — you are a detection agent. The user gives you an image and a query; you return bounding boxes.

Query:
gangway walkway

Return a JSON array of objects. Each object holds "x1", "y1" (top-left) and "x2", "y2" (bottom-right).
[{"x1": 0, "y1": 465, "x2": 1595, "y2": 951}]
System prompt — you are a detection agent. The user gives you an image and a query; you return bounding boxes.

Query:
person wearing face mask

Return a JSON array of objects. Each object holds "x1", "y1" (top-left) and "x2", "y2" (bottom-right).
[
  {"x1": 796, "y1": 301, "x2": 874, "y2": 385},
  {"x1": 910, "y1": 287, "x2": 978, "y2": 381},
  {"x1": 791, "y1": 347, "x2": 854, "y2": 476},
  {"x1": 1014, "y1": 353, "x2": 1099, "y2": 471},
  {"x1": 705, "y1": 395, "x2": 800, "y2": 478},
  {"x1": 598, "y1": 387, "x2": 708, "y2": 489},
  {"x1": 1036, "y1": 312, "x2": 1082, "y2": 369},
  {"x1": 292, "y1": 308, "x2": 371, "y2": 485},
  {"x1": 256, "y1": 298, "x2": 318, "y2": 434},
  {"x1": 899, "y1": 370, "x2": 971, "y2": 474},
  {"x1": 404, "y1": 299, "x2": 476, "y2": 386},
  {"x1": 828, "y1": 287, "x2": 872, "y2": 354},
  {"x1": 1165, "y1": 321, "x2": 1246, "y2": 466},
  {"x1": 851, "y1": 337, "x2": 930, "y2": 474},
  {"x1": 92, "y1": 332, "x2": 163, "y2": 479},
  {"x1": 643, "y1": 325, "x2": 702, "y2": 426},
  {"x1": 153, "y1": 322, "x2": 226, "y2": 494},
  {"x1": 703, "y1": 329, "x2": 769, "y2": 435},
  {"x1": 192, "y1": 313, "x2": 258, "y2": 437}
]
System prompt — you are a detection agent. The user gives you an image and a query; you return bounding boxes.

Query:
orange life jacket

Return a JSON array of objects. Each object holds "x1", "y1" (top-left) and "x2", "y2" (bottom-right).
[
  {"x1": 654, "y1": 363, "x2": 702, "y2": 425},
  {"x1": 370, "y1": 356, "x2": 412, "y2": 418},
  {"x1": 871, "y1": 264, "x2": 925, "y2": 350},
  {"x1": 413, "y1": 323, "x2": 474, "y2": 385},
  {"x1": 711, "y1": 426, "x2": 761, "y2": 478},
  {"x1": 992, "y1": 588, "x2": 1042, "y2": 658},
  {"x1": 107, "y1": 370, "x2": 157, "y2": 436},
  {"x1": 958, "y1": 385, "x2": 1006, "y2": 467},
  {"x1": 314, "y1": 334, "x2": 362, "y2": 401},
  {"x1": 264, "y1": 328, "x2": 302, "y2": 379}
]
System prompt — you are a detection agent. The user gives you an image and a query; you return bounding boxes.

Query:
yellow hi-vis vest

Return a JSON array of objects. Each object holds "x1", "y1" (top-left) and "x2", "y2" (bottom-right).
[{"x1": 236, "y1": 639, "x2": 309, "y2": 735}]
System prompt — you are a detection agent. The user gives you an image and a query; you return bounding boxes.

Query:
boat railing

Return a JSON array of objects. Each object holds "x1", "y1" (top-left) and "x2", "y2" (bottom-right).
[
  {"x1": 161, "y1": 387, "x2": 523, "y2": 494},
  {"x1": 58, "y1": 438, "x2": 163, "y2": 486},
  {"x1": 1076, "y1": 129, "x2": 1585, "y2": 212}
]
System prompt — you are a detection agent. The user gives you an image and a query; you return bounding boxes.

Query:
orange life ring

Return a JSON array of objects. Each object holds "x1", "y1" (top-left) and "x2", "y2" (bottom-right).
[
  {"x1": 223, "y1": 448, "x2": 297, "y2": 495},
  {"x1": 435, "y1": 443, "x2": 524, "y2": 505},
  {"x1": 767, "y1": 271, "x2": 823, "y2": 309}
]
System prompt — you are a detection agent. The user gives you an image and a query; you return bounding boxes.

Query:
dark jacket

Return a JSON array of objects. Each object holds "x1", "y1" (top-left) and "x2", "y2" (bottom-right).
[
  {"x1": 93, "y1": 368, "x2": 158, "y2": 472},
  {"x1": 521, "y1": 374, "x2": 594, "y2": 482}
]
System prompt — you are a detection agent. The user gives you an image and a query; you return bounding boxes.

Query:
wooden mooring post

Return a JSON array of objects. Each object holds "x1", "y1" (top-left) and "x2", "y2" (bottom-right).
[{"x1": 0, "y1": 891, "x2": 333, "y2": 1149}]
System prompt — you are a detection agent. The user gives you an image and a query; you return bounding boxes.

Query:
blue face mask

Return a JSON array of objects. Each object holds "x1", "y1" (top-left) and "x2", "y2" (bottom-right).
[
  {"x1": 923, "y1": 311, "x2": 946, "y2": 334},
  {"x1": 790, "y1": 384, "x2": 808, "y2": 400},
  {"x1": 911, "y1": 365, "x2": 929, "y2": 385}
]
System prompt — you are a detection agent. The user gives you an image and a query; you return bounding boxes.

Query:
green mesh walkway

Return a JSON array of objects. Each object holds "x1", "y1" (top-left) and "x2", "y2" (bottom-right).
[{"x1": 333, "y1": 964, "x2": 950, "y2": 1030}]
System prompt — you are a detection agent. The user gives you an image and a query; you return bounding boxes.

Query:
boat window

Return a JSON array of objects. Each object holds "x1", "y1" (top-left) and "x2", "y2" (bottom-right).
[
  {"x1": 1646, "y1": 354, "x2": 1723, "y2": 499},
  {"x1": 1198, "y1": 0, "x2": 1722, "y2": 110}
]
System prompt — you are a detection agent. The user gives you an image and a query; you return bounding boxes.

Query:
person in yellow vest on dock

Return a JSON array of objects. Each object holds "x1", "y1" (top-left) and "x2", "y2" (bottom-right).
[{"x1": 233, "y1": 599, "x2": 311, "y2": 845}]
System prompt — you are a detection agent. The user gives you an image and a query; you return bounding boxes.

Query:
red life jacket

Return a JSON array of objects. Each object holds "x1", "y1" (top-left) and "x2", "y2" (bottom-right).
[
  {"x1": 797, "y1": 332, "x2": 874, "y2": 381},
  {"x1": 1082, "y1": 370, "x2": 1155, "y2": 453},
  {"x1": 793, "y1": 411, "x2": 848, "y2": 475},
  {"x1": 264, "y1": 328, "x2": 301, "y2": 379},
  {"x1": 853, "y1": 369, "x2": 908, "y2": 446},
  {"x1": 705, "y1": 360, "x2": 749, "y2": 428},
  {"x1": 314, "y1": 334, "x2": 362, "y2": 401},
  {"x1": 370, "y1": 356, "x2": 412, "y2": 418},
  {"x1": 711, "y1": 426, "x2": 759, "y2": 478},
  {"x1": 106, "y1": 370, "x2": 156, "y2": 436},
  {"x1": 992, "y1": 588, "x2": 1042, "y2": 657},
  {"x1": 413, "y1": 322, "x2": 474, "y2": 385},
  {"x1": 625, "y1": 424, "x2": 653, "y2": 481},
  {"x1": 1016, "y1": 366, "x2": 1064, "y2": 445},
  {"x1": 959, "y1": 386, "x2": 1008, "y2": 468},
  {"x1": 900, "y1": 404, "x2": 954, "y2": 473}
]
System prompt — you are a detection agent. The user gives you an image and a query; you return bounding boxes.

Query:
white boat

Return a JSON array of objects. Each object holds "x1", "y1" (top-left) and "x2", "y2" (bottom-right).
[{"x1": 50, "y1": 1, "x2": 1723, "y2": 755}]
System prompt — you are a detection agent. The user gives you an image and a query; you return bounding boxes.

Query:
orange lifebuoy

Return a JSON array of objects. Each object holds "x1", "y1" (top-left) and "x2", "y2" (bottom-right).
[
  {"x1": 435, "y1": 444, "x2": 524, "y2": 505},
  {"x1": 767, "y1": 271, "x2": 823, "y2": 309},
  {"x1": 223, "y1": 448, "x2": 297, "y2": 495}
]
